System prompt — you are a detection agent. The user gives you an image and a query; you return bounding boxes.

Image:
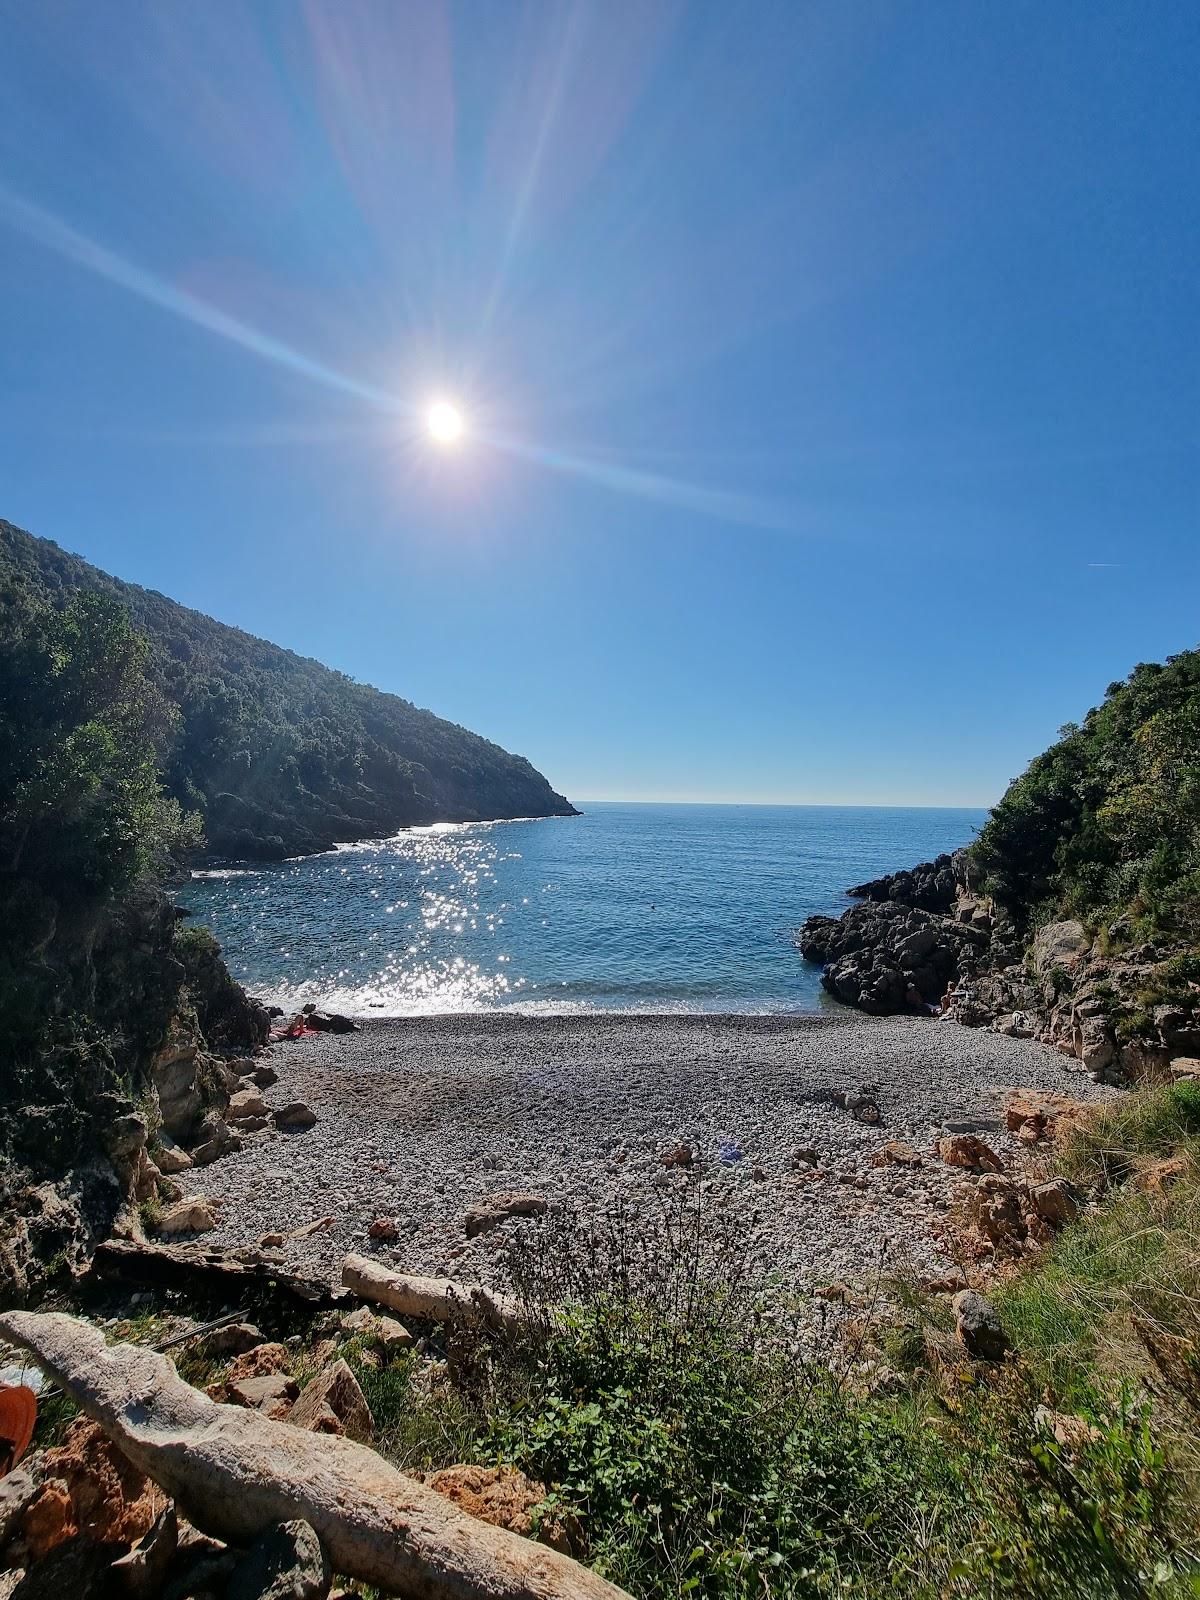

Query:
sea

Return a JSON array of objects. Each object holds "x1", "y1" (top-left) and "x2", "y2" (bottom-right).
[{"x1": 185, "y1": 802, "x2": 985, "y2": 1018}]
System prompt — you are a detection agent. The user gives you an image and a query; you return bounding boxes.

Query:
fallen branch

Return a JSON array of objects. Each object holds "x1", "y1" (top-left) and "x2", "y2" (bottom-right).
[
  {"x1": 342, "y1": 1253, "x2": 524, "y2": 1330},
  {"x1": 90, "y1": 1240, "x2": 346, "y2": 1310},
  {"x1": 0, "y1": 1311, "x2": 629, "y2": 1600}
]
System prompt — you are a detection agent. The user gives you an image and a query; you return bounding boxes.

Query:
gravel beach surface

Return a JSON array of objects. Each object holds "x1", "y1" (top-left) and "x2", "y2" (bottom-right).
[{"x1": 186, "y1": 1011, "x2": 1113, "y2": 1297}]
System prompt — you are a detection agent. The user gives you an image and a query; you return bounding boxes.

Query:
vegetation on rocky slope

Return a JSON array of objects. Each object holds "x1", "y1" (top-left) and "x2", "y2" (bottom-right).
[
  {"x1": 1, "y1": 518, "x2": 576, "y2": 861},
  {"x1": 971, "y1": 650, "x2": 1200, "y2": 941},
  {"x1": 0, "y1": 561, "x2": 264, "y2": 1300}
]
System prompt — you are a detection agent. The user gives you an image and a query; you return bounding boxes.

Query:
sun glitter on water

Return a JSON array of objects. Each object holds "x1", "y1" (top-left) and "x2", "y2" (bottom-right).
[{"x1": 426, "y1": 399, "x2": 465, "y2": 444}]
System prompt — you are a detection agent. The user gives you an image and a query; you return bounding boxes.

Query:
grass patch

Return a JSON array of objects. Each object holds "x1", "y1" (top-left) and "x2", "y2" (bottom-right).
[{"x1": 1057, "y1": 1080, "x2": 1200, "y2": 1189}]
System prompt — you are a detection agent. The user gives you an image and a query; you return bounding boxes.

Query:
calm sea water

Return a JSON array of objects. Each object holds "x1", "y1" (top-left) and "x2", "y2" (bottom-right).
[{"x1": 186, "y1": 803, "x2": 985, "y2": 1017}]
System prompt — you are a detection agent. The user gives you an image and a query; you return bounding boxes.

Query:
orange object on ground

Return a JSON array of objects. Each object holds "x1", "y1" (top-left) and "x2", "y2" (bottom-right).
[{"x1": 0, "y1": 1383, "x2": 37, "y2": 1474}]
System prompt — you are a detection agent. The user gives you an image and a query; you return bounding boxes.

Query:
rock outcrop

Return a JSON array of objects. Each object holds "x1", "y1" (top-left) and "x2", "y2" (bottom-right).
[{"x1": 799, "y1": 850, "x2": 1200, "y2": 1085}]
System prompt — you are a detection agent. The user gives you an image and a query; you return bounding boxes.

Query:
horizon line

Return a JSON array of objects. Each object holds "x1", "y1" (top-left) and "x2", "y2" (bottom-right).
[{"x1": 571, "y1": 796, "x2": 994, "y2": 812}]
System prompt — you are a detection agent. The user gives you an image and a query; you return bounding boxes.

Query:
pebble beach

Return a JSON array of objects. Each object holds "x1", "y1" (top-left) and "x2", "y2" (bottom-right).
[{"x1": 186, "y1": 1011, "x2": 1112, "y2": 1294}]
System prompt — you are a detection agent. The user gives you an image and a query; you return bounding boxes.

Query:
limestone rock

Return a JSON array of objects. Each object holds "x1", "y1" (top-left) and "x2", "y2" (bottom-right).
[
  {"x1": 288, "y1": 1361, "x2": 372, "y2": 1443},
  {"x1": 187, "y1": 1114, "x2": 236, "y2": 1168},
  {"x1": 1135, "y1": 1155, "x2": 1190, "y2": 1194},
  {"x1": 967, "y1": 1174, "x2": 1029, "y2": 1249},
  {"x1": 0, "y1": 1466, "x2": 38, "y2": 1549},
  {"x1": 228, "y1": 1373, "x2": 299, "y2": 1420},
  {"x1": 273, "y1": 1104, "x2": 317, "y2": 1131},
  {"x1": 1030, "y1": 1177, "x2": 1080, "y2": 1227},
  {"x1": 1031, "y1": 920, "x2": 1089, "y2": 977},
  {"x1": 228, "y1": 1518, "x2": 331, "y2": 1600},
  {"x1": 228, "y1": 1088, "x2": 268, "y2": 1125},
  {"x1": 226, "y1": 1345, "x2": 291, "y2": 1384},
  {"x1": 201, "y1": 1323, "x2": 266, "y2": 1359},
  {"x1": 157, "y1": 1197, "x2": 218, "y2": 1236},
  {"x1": 340, "y1": 1309, "x2": 412, "y2": 1350},
  {"x1": 463, "y1": 1193, "x2": 548, "y2": 1238},
  {"x1": 936, "y1": 1134, "x2": 1003, "y2": 1173},
  {"x1": 871, "y1": 1141, "x2": 921, "y2": 1168},
  {"x1": 9, "y1": 1533, "x2": 128, "y2": 1598},
  {"x1": 952, "y1": 1289, "x2": 1008, "y2": 1361},
  {"x1": 110, "y1": 1505, "x2": 177, "y2": 1598},
  {"x1": 154, "y1": 1138, "x2": 193, "y2": 1176}
]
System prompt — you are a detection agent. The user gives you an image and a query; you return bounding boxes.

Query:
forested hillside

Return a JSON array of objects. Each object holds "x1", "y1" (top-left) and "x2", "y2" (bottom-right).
[
  {"x1": 0, "y1": 519, "x2": 576, "y2": 860},
  {"x1": 971, "y1": 650, "x2": 1200, "y2": 941}
]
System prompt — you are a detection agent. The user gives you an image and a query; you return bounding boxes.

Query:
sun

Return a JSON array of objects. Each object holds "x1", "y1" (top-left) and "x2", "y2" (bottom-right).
[{"x1": 426, "y1": 399, "x2": 465, "y2": 444}]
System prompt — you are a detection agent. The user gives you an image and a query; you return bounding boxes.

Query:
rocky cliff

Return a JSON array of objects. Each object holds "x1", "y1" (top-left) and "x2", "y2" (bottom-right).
[
  {"x1": 799, "y1": 851, "x2": 1198, "y2": 1087},
  {"x1": 0, "y1": 888, "x2": 269, "y2": 1304},
  {"x1": 800, "y1": 649, "x2": 1200, "y2": 1085}
]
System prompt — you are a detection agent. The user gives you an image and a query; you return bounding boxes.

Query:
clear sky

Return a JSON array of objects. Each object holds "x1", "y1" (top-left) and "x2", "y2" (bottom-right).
[{"x1": 1, "y1": 2, "x2": 1197, "y2": 808}]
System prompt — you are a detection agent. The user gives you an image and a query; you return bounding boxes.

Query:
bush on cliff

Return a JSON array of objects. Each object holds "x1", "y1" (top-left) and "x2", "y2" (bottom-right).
[{"x1": 972, "y1": 650, "x2": 1200, "y2": 940}]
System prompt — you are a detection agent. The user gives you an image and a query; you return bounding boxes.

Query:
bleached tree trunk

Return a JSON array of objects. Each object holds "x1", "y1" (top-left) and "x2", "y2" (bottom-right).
[{"x1": 0, "y1": 1311, "x2": 628, "y2": 1600}]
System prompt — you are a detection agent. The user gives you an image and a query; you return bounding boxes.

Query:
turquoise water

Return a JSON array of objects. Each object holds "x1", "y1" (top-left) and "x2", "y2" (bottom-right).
[{"x1": 186, "y1": 802, "x2": 985, "y2": 1016}]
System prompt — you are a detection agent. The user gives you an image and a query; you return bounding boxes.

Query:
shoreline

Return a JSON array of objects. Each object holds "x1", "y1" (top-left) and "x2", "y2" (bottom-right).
[{"x1": 184, "y1": 1010, "x2": 1113, "y2": 1302}]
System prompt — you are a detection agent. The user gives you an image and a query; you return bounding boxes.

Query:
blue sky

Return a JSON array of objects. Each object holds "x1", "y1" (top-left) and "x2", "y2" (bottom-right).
[{"x1": 1, "y1": 1, "x2": 1196, "y2": 807}]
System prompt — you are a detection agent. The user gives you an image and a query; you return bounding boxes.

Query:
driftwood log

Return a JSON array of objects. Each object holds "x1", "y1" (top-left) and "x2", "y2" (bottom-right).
[
  {"x1": 91, "y1": 1239, "x2": 347, "y2": 1309},
  {"x1": 0, "y1": 1311, "x2": 629, "y2": 1600},
  {"x1": 342, "y1": 1253, "x2": 524, "y2": 1330}
]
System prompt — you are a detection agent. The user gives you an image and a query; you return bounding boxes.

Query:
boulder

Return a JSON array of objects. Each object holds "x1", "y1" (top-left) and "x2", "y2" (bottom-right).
[
  {"x1": 8, "y1": 1534, "x2": 128, "y2": 1598},
  {"x1": 273, "y1": 1104, "x2": 318, "y2": 1131},
  {"x1": 287, "y1": 1361, "x2": 372, "y2": 1443},
  {"x1": 153, "y1": 1138, "x2": 193, "y2": 1176},
  {"x1": 187, "y1": 1114, "x2": 236, "y2": 1168},
  {"x1": 463, "y1": 1193, "x2": 548, "y2": 1238},
  {"x1": 1031, "y1": 920, "x2": 1089, "y2": 977},
  {"x1": 228, "y1": 1519, "x2": 331, "y2": 1600},
  {"x1": 341, "y1": 1255, "x2": 523, "y2": 1329},
  {"x1": 225, "y1": 1345, "x2": 291, "y2": 1384},
  {"x1": 228, "y1": 1088, "x2": 268, "y2": 1125},
  {"x1": 952, "y1": 1289, "x2": 1007, "y2": 1361},
  {"x1": 936, "y1": 1134, "x2": 1003, "y2": 1173},
  {"x1": 1030, "y1": 1177, "x2": 1080, "y2": 1227},
  {"x1": 660, "y1": 1143, "x2": 693, "y2": 1168},
  {"x1": 967, "y1": 1174, "x2": 1029, "y2": 1249},
  {"x1": 227, "y1": 1373, "x2": 299, "y2": 1419},
  {"x1": 0, "y1": 1466, "x2": 39, "y2": 1550},
  {"x1": 151, "y1": 1018, "x2": 205, "y2": 1140},
  {"x1": 871, "y1": 1141, "x2": 922, "y2": 1168},
  {"x1": 1135, "y1": 1155, "x2": 1190, "y2": 1194},
  {"x1": 367, "y1": 1218, "x2": 399, "y2": 1244},
  {"x1": 156, "y1": 1198, "x2": 218, "y2": 1236},
  {"x1": 200, "y1": 1323, "x2": 266, "y2": 1359}
]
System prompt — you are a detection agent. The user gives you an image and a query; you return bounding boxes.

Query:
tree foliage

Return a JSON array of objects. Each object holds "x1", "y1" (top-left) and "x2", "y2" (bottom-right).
[
  {"x1": 0, "y1": 575, "x2": 200, "y2": 898},
  {"x1": 972, "y1": 652, "x2": 1200, "y2": 938}
]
